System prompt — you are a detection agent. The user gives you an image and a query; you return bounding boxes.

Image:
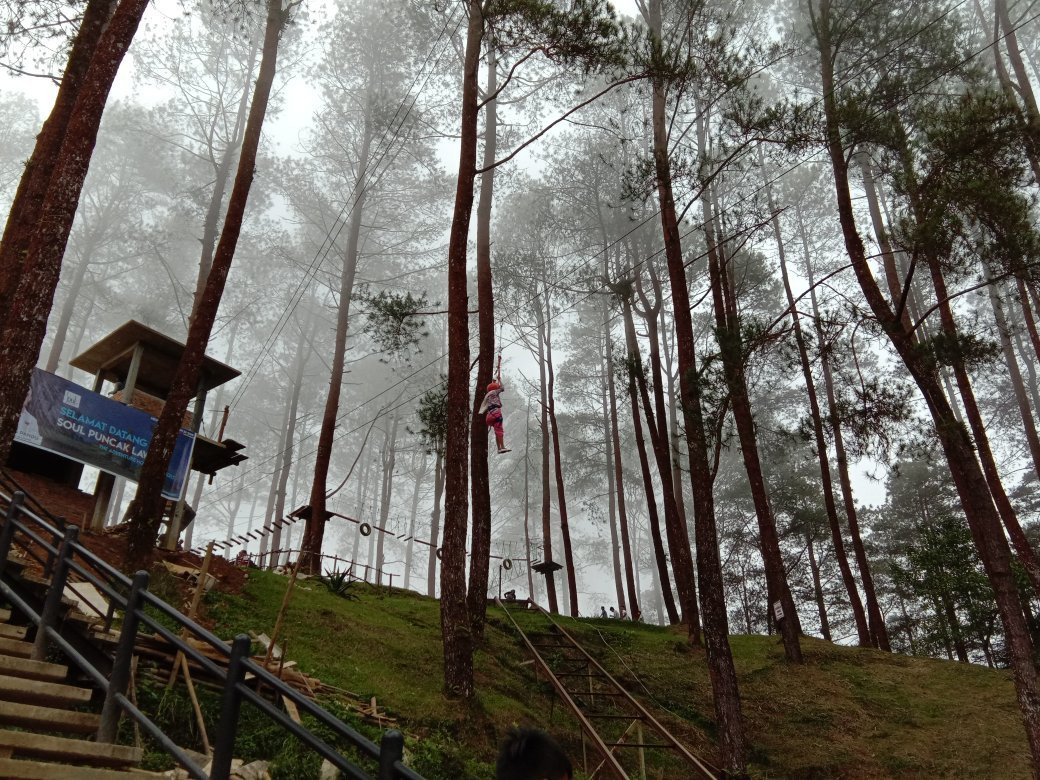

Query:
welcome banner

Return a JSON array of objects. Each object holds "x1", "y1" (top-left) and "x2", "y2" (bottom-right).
[{"x1": 14, "y1": 368, "x2": 195, "y2": 501}]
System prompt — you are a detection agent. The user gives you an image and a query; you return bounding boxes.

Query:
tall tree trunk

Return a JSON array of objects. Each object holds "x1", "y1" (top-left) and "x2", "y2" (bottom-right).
[
  {"x1": 974, "y1": 0, "x2": 1040, "y2": 182},
  {"x1": 0, "y1": 0, "x2": 115, "y2": 325},
  {"x1": 661, "y1": 323, "x2": 691, "y2": 549},
  {"x1": 621, "y1": 299, "x2": 679, "y2": 624},
  {"x1": 427, "y1": 448, "x2": 445, "y2": 597},
  {"x1": 0, "y1": 0, "x2": 149, "y2": 469},
  {"x1": 889, "y1": 116, "x2": 1040, "y2": 600},
  {"x1": 404, "y1": 453, "x2": 428, "y2": 592},
  {"x1": 858, "y1": 151, "x2": 914, "y2": 333},
  {"x1": 941, "y1": 591, "x2": 970, "y2": 664},
  {"x1": 192, "y1": 40, "x2": 260, "y2": 316},
  {"x1": 804, "y1": 527, "x2": 832, "y2": 641},
  {"x1": 1015, "y1": 329, "x2": 1040, "y2": 417},
  {"x1": 44, "y1": 238, "x2": 94, "y2": 373},
  {"x1": 928, "y1": 267, "x2": 1040, "y2": 598},
  {"x1": 703, "y1": 185, "x2": 803, "y2": 663},
  {"x1": 600, "y1": 337, "x2": 627, "y2": 615},
  {"x1": 812, "y1": 0, "x2": 1040, "y2": 763},
  {"x1": 633, "y1": 266, "x2": 701, "y2": 639},
  {"x1": 523, "y1": 401, "x2": 537, "y2": 603},
  {"x1": 300, "y1": 94, "x2": 374, "y2": 574},
  {"x1": 765, "y1": 158, "x2": 871, "y2": 647},
  {"x1": 1016, "y1": 276, "x2": 1040, "y2": 367},
  {"x1": 467, "y1": 46, "x2": 498, "y2": 638},
  {"x1": 988, "y1": 275, "x2": 1040, "y2": 481},
  {"x1": 353, "y1": 446, "x2": 372, "y2": 566},
  {"x1": 181, "y1": 317, "x2": 240, "y2": 549},
  {"x1": 544, "y1": 300, "x2": 579, "y2": 617},
  {"x1": 797, "y1": 204, "x2": 890, "y2": 651},
  {"x1": 66, "y1": 291, "x2": 96, "y2": 379},
  {"x1": 604, "y1": 304, "x2": 640, "y2": 620},
  {"x1": 996, "y1": 0, "x2": 1040, "y2": 146},
  {"x1": 643, "y1": 1, "x2": 747, "y2": 768},
  {"x1": 440, "y1": 0, "x2": 483, "y2": 699},
  {"x1": 597, "y1": 212, "x2": 639, "y2": 619},
  {"x1": 270, "y1": 322, "x2": 311, "y2": 565},
  {"x1": 535, "y1": 294, "x2": 560, "y2": 613},
  {"x1": 375, "y1": 414, "x2": 399, "y2": 584},
  {"x1": 123, "y1": 0, "x2": 288, "y2": 568}
]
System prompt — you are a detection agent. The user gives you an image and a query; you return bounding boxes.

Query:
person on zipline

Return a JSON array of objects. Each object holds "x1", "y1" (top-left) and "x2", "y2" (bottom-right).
[{"x1": 479, "y1": 374, "x2": 511, "y2": 454}]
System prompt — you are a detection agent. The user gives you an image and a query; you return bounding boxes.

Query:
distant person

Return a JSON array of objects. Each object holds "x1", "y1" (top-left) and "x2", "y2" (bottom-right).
[
  {"x1": 599, "y1": 606, "x2": 607, "y2": 618},
  {"x1": 619, "y1": 607, "x2": 628, "y2": 620},
  {"x1": 609, "y1": 606, "x2": 617, "y2": 619},
  {"x1": 496, "y1": 727, "x2": 572, "y2": 780}
]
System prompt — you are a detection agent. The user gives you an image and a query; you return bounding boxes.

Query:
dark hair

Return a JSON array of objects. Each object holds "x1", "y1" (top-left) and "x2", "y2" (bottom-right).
[{"x1": 496, "y1": 728, "x2": 572, "y2": 780}]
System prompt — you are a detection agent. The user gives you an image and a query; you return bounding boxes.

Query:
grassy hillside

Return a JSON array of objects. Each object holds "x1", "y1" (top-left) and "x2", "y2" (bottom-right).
[{"x1": 195, "y1": 570, "x2": 1030, "y2": 778}]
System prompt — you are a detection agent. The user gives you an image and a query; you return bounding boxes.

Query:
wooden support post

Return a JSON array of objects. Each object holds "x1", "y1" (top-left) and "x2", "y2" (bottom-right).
[
  {"x1": 167, "y1": 542, "x2": 214, "y2": 688},
  {"x1": 266, "y1": 560, "x2": 301, "y2": 668},
  {"x1": 89, "y1": 474, "x2": 115, "y2": 533}
]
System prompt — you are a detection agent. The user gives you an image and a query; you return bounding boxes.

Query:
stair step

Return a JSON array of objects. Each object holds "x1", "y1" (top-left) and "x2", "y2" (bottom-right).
[
  {"x1": 0, "y1": 610, "x2": 10, "y2": 623},
  {"x1": 0, "y1": 637, "x2": 33, "y2": 659},
  {"x1": 0, "y1": 729, "x2": 141, "y2": 768},
  {"x1": 0, "y1": 625, "x2": 26, "y2": 641},
  {"x1": 0, "y1": 674, "x2": 91, "y2": 708},
  {"x1": 65, "y1": 611, "x2": 102, "y2": 628},
  {"x1": 0, "y1": 757, "x2": 154, "y2": 779},
  {"x1": 0, "y1": 655, "x2": 67, "y2": 683},
  {"x1": 0, "y1": 701, "x2": 99, "y2": 735}
]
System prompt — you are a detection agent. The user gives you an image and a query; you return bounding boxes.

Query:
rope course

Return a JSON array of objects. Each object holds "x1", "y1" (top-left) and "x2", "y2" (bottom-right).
[
  {"x1": 189, "y1": 0, "x2": 1040, "y2": 599},
  {"x1": 198, "y1": 0, "x2": 1020, "y2": 515}
]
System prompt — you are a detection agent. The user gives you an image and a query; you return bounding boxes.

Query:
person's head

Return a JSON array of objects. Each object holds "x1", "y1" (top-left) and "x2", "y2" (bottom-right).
[
  {"x1": 488, "y1": 380, "x2": 502, "y2": 392},
  {"x1": 496, "y1": 728, "x2": 572, "y2": 780}
]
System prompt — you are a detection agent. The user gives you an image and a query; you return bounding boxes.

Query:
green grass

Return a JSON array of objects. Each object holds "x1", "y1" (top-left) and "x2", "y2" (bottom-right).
[{"x1": 190, "y1": 569, "x2": 1032, "y2": 779}]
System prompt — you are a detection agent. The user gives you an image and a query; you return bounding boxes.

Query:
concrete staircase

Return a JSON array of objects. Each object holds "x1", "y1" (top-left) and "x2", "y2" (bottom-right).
[{"x1": 0, "y1": 607, "x2": 153, "y2": 779}]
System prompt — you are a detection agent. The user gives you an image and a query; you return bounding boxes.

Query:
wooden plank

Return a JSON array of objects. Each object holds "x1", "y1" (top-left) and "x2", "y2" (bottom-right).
[
  {"x1": 0, "y1": 757, "x2": 154, "y2": 779},
  {"x1": 0, "y1": 655, "x2": 67, "y2": 684},
  {"x1": 0, "y1": 701, "x2": 99, "y2": 735},
  {"x1": 283, "y1": 696, "x2": 301, "y2": 725},
  {"x1": 0, "y1": 626, "x2": 26, "y2": 641},
  {"x1": 0, "y1": 637, "x2": 33, "y2": 659},
  {"x1": 0, "y1": 674, "x2": 91, "y2": 708},
  {"x1": 0, "y1": 729, "x2": 142, "y2": 768}
]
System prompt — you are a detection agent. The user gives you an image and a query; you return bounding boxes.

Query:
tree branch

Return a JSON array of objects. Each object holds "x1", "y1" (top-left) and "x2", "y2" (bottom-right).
[{"x1": 475, "y1": 73, "x2": 649, "y2": 174}]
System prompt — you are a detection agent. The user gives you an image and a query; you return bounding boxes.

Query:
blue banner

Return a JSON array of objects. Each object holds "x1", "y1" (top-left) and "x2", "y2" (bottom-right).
[{"x1": 15, "y1": 368, "x2": 195, "y2": 501}]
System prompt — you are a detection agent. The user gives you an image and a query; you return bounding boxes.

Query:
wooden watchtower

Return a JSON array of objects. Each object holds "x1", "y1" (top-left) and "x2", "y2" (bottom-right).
[{"x1": 66, "y1": 320, "x2": 246, "y2": 546}]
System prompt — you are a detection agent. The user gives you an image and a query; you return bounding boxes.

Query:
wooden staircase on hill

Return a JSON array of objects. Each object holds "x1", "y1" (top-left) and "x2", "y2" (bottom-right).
[
  {"x1": 0, "y1": 477, "x2": 425, "y2": 780},
  {"x1": 497, "y1": 599, "x2": 718, "y2": 780},
  {"x1": 0, "y1": 605, "x2": 150, "y2": 779}
]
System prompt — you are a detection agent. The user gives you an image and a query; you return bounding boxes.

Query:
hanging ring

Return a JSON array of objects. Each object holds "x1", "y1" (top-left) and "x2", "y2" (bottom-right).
[
  {"x1": 359, "y1": 522, "x2": 372, "y2": 537},
  {"x1": 436, "y1": 547, "x2": 443, "y2": 560},
  {"x1": 502, "y1": 558, "x2": 513, "y2": 571}
]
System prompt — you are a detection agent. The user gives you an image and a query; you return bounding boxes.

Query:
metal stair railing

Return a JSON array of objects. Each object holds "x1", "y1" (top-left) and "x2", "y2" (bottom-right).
[
  {"x1": 0, "y1": 485, "x2": 424, "y2": 780},
  {"x1": 497, "y1": 598, "x2": 718, "y2": 780}
]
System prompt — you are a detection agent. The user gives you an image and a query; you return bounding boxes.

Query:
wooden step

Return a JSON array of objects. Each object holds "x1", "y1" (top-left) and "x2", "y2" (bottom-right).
[
  {"x1": 0, "y1": 729, "x2": 141, "y2": 768},
  {"x1": 0, "y1": 701, "x2": 99, "y2": 735},
  {"x1": 0, "y1": 637, "x2": 33, "y2": 659},
  {"x1": 0, "y1": 674, "x2": 91, "y2": 708},
  {"x1": 0, "y1": 757, "x2": 154, "y2": 779},
  {"x1": 0, "y1": 625, "x2": 26, "y2": 641},
  {"x1": 0, "y1": 654, "x2": 66, "y2": 683},
  {"x1": 65, "y1": 611, "x2": 102, "y2": 629},
  {"x1": 0, "y1": 610, "x2": 10, "y2": 623}
]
